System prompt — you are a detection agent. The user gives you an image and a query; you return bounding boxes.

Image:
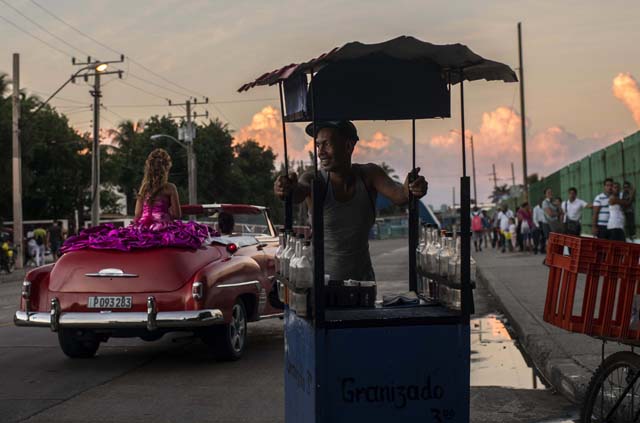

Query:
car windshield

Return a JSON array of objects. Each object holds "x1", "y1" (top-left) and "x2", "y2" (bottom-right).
[{"x1": 199, "y1": 211, "x2": 273, "y2": 236}]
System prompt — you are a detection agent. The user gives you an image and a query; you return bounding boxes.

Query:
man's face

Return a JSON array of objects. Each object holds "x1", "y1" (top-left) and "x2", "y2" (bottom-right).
[
  {"x1": 604, "y1": 180, "x2": 613, "y2": 194},
  {"x1": 568, "y1": 190, "x2": 576, "y2": 201},
  {"x1": 545, "y1": 189, "x2": 553, "y2": 199},
  {"x1": 316, "y1": 128, "x2": 354, "y2": 171},
  {"x1": 624, "y1": 183, "x2": 631, "y2": 192},
  {"x1": 613, "y1": 183, "x2": 621, "y2": 195}
]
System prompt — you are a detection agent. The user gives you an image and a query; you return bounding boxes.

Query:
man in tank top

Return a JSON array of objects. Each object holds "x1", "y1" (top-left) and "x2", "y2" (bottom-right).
[{"x1": 274, "y1": 120, "x2": 428, "y2": 281}]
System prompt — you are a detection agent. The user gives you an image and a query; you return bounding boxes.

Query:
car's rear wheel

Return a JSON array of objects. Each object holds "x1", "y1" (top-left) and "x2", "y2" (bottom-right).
[
  {"x1": 58, "y1": 329, "x2": 100, "y2": 358},
  {"x1": 202, "y1": 298, "x2": 247, "y2": 361}
]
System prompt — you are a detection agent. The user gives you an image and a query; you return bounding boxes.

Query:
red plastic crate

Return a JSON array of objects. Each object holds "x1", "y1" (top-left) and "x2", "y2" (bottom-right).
[{"x1": 543, "y1": 234, "x2": 640, "y2": 343}]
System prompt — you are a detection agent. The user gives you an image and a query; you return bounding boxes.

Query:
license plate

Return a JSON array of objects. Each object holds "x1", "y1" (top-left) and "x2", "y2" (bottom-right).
[{"x1": 87, "y1": 296, "x2": 133, "y2": 309}]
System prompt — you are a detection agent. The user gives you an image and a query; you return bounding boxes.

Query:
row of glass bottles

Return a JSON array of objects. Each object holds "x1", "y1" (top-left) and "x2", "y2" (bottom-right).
[
  {"x1": 274, "y1": 233, "x2": 313, "y2": 290},
  {"x1": 416, "y1": 225, "x2": 477, "y2": 285}
]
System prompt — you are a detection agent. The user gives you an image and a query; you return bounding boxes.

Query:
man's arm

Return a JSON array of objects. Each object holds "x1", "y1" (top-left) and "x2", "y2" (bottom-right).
[
  {"x1": 274, "y1": 171, "x2": 313, "y2": 204},
  {"x1": 366, "y1": 164, "x2": 428, "y2": 206},
  {"x1": 592, "y1": 204, "x2": 600, "y2": 235}
]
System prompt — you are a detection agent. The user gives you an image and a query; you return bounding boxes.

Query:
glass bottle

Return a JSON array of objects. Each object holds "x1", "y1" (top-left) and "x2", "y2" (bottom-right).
[
  {"x1": 416, "y1": 224, "x2": 426, "y2": 273},
  {"x1": 275, "y1": 233, "x2": 285, "y2": 276},
  {"x1": 282, "y1": 234, "x2": 295, "y2": 280},
  {"x1": 296, "y1": 241, "x2": 313, "y2": 289},
  {"x1": 438, "y1": 235, "x2": 453, "y2": 278},
  {"x1": 448, "y1": 234, "x2": 461, "y2": 284},
  {"x1": 289, "y1": 236, "x2": 303, "y2": 286}
]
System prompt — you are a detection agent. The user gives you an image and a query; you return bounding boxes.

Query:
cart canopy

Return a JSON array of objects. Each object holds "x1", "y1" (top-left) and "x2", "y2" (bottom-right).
[{"x1": 238, "y1": 36, "x2": 517, "y2": 122}]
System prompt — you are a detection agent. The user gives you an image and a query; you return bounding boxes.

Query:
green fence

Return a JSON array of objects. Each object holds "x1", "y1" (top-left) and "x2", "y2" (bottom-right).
[{"x1": 530, "y1": 130, "x2": 640, "y2": 236}]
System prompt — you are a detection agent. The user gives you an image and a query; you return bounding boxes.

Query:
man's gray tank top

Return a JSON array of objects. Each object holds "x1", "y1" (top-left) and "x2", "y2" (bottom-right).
[{"x1": 319, "y1": 166, "x2": 376, "y2": 281}]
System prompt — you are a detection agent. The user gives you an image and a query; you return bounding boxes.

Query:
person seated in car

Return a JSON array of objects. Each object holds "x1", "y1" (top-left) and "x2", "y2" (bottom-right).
[{"x1": 218, "y1": 212, "x2": 235, "y2": 235}]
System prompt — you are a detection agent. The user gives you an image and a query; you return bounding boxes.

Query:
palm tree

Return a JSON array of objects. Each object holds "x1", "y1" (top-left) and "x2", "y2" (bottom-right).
[
  {"x1": 490, "y1": 184, "x2": 510, "y2": 204},
  {"x1": 380, "y1": 162, "x2": 399, "y2": 180}
]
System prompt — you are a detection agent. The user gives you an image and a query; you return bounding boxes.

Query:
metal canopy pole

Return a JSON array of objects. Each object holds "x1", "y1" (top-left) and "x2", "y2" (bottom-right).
[
  {"x1": 408, "y1": 119, "x2": 418, "y2": 292},
  {"x1": 278, "y1": 82, "x2": 294, "y2": 232},
  {"x1": 459, "y1": 75, "x2": 474, "y2": 318},
  {"x1": 309, "y1": 70, "x2": 325, "y2": 328}
]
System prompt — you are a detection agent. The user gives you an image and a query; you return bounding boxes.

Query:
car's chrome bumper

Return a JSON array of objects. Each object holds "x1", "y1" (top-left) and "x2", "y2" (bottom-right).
[{"x1": 14, "y1": 296, "x2": 224, "y2": 331}]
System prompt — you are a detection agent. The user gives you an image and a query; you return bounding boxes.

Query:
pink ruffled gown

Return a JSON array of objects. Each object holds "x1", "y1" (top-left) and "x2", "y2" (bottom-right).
[{"x1": 61, "y1": 195, "x2": 216, "y2": 253}]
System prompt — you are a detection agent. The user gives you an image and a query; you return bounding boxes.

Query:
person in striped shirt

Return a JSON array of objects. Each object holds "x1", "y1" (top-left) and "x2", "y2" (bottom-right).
[{"x1": 592, "y1": 178, "x2": 614, "y2": 239}]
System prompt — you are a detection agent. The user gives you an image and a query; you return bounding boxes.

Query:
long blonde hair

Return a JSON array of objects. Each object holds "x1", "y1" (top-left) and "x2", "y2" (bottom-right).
[{"x1": 138, "y1": 148, "x2": 172, "y2": 203}]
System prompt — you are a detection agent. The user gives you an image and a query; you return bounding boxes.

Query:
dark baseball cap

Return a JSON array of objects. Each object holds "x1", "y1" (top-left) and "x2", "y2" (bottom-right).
[{"x1": 304, "y1": 120, "x2": 359, "y2": 142}]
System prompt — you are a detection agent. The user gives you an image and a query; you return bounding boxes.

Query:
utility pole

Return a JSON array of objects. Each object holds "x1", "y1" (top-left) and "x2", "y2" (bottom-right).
[
  {"x1": 470, "y1": 135, "x2": 478, "y2": 206},
  {"x1": 168, "y1": 97, "x2": 209, "y2": 205},
  {"x1": 12, "y1": 53, "x2": 23, "y2": 269},
  {"x1": 72, "y1": 55, "x2": 124, "y2": 226},
  {"x1": 511, "y1": 162, "x2": 518, "y2": 209},
  {"x1": 491, "y1": 164, "x2": 498, "y2": 189},
  {"x1": 518, "y1": 22, "x2": 529, "y2": 202},
  {"x1": 452, "y1": 186, "x2": 456, "y2": 209},
  {"x1": 91, "y1": 71, "x2": 101, "y2": 227}
]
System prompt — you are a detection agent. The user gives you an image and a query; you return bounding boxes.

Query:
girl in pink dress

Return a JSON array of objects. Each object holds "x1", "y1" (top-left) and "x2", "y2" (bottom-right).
[{"x1": 61, "y1": 149, "x2": 215, "y2": 253}]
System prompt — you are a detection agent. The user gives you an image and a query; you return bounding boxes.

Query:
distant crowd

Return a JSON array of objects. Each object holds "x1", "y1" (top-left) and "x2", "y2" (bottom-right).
[{"x1": 470, "y1": 178, "x2": 636, "y2": 254}]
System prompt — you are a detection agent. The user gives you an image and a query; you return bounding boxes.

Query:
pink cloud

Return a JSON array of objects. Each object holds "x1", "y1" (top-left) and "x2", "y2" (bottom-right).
[{"x1": 613, "y1": 73, "x2": 640, "y2": 127}]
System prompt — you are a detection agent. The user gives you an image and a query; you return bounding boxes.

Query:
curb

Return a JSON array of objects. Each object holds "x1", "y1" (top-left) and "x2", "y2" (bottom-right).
[{"x1": 476, "y1": 265, "x2": 591, "y2": 405}]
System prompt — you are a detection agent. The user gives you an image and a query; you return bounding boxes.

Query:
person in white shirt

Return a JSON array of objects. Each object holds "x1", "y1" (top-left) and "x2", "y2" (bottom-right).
[
  {"x1": 561, "y1": 187, "x2": 591, "y2": 236},
  {"x1": 593, "y1": 178, "x2": 614, "y2": 239},
  {"x1": 608, "y1": 182, "x2": 632, "y2": 241},
  {"x1": 497, "y1": 204, "x2": 513, "y2": 253},
  {"x1": 532, "y1": 201, "x2": 545, "y2": 254}
]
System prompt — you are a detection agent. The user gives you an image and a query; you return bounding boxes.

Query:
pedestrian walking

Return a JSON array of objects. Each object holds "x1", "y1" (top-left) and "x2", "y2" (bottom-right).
[
  {"x1": 533, "y1": 200, "x2": 545, "y2": 254},
  {"x1": 481, "y1": 210, "x2": 491, "y2": 248},
  {"x1": 561, "y1": 187, "x2": 591, "y2": 236},
  {"x1": 542, "y1": 188, "x2": 562, "y2": 240},
  {"x1": 471, "y1": 206, "x2": 484, "y2": 252},
  {"x1": 508, "y1": 217, "x2": 517, "y2": 251},
  {"x1": 622, "y1": 181, "x2": 636, "y2": 239},
  {"x1": 593, "y1": 178, "x2": 614, "y2": 239},
  {"x1": 33, "y1": 226, "x2": 47, "y2": 266},
  {"x1": 48, "y1": 220, "x2": 63, "y2": 261},
  {"x1": 497, "y1": 204, "x2": 513, "y2": 253},
  {"x1": 517, "y1": 202, "x2": 534, "y2": 252}
]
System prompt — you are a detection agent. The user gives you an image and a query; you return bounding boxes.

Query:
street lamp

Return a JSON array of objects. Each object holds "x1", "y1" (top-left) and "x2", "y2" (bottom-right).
[{"x1": 150, "y1": 134, "x2": 197, "y2": 206}]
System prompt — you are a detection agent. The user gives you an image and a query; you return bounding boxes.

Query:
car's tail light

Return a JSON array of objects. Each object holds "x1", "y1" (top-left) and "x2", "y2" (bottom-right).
[
  {"x1": 192, "y1": 281, "x2": 204, "y2": 301},
  {"x1": 226, "y1": 243, "x2": 238, "y2": 254},
  {"x1": 22, "y1": 281, "x2": 31, "y2": 312},
  {"x1": 21, "y1": 281, "x2": 31, "y2": 299}
]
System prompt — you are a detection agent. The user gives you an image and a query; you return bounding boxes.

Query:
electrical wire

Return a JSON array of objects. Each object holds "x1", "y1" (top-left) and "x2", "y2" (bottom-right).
[
  {"x1": 0, "y1": 13, "x2": 74, "y2": 57},
  {"x1": 29, "y1": 0, "x2": 207, "y2": 99},
  {"x1": 0, "y1": 0, "x2": 91, "y2": 57},
  {"x1": 116, "y1": 80, "x2": 168, "y2": 101}
]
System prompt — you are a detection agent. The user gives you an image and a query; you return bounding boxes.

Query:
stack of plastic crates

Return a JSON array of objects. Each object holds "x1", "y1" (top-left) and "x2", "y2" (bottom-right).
[{"x1": 543, "y1": 233, "x2": 640, "y2": 343}]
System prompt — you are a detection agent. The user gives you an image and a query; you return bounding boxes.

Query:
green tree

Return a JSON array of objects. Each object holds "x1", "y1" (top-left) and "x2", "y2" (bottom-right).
[{"x1": 0, "y1": 73, "x2": 92, "y2": 227}]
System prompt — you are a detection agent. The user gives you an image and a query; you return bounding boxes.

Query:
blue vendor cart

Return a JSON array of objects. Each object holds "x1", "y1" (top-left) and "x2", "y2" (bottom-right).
[{"x1": 239, "y1": 36, "x2": 517, "y2": 422}]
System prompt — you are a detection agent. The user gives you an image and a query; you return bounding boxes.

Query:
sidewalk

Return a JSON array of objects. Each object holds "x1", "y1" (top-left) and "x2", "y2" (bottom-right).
[{"x1": 474, "y1": 249, "x2": 626, "y2": 404}]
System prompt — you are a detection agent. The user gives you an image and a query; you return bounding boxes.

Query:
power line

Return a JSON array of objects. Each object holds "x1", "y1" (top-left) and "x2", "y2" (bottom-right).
[
  {"x1": 0, "y1": 0, "x2": 91, "y2": 57},
  {"x1": 29, "y1": 90, "x2": 87, "y2": 104},
  {"x1": 117, "y1": 79, "x2": 168, "y2": 101},
  {"x1": 125, "y1": 72, "x2": 191, "y2": 98},
  {"x1": 29, "y1": 0, "x2": 207, "y2": 99},
  {"x1": 0, "y1": 13, "x2": 74, "y2": 57}
]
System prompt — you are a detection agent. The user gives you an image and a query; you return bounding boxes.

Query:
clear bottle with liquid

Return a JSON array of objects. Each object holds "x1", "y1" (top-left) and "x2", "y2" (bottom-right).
[
  {"x1": 416, "y1": 224, "x2": 426, "y2": 274},
  {"x1": 437, "y1": 234, "x2": 451, "y2": 278},
  {"x1": 289, "y1": 236, "x2": 303, "y2": 286},
  {"x1": 448, "y1": 234, "x2": 461, "y2": 284},
  {"x1": 282, "y1": 234, "x2": 295, "y2": 280},
  {"x1": 274, "y1": 233, "x2": 285, "y2": 276},
  {"x1": 426, "y1": 228, "x2": 440, "y2": 275},
  {"x1": 296, "y1": 241, "x2": 313, "y2": 289}
]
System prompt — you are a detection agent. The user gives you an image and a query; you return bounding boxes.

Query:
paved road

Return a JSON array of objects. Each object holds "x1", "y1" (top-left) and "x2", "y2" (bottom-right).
[{"x1": 0, "y1": 240, "x2": 576, "y2": 422}]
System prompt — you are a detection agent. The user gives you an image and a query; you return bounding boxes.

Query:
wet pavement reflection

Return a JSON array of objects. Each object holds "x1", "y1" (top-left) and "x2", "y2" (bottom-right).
[{"x1": 471, "y1": 313, "x2": 545, "y2": 389}]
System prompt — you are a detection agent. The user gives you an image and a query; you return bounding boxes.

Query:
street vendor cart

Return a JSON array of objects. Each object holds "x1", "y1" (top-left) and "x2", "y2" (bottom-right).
[{"x1": 239, "y1": 36, "x2": 516, "y2": 422}]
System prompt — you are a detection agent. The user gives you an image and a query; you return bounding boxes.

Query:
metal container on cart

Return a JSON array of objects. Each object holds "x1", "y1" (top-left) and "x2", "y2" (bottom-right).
[{"x1": 240, "y1": 36, "x2": 517, "y2": 423}]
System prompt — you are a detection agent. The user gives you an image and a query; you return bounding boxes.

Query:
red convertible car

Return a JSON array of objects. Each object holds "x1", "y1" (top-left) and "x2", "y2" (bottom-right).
[{"x1": 14, "y1": 204, "x2": 282, "y2": 360}]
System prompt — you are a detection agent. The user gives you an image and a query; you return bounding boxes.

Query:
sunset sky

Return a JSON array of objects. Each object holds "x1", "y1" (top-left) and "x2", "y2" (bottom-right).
[{"x1": 2, "y1": 0, "x2": 640, "y2": 207}]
